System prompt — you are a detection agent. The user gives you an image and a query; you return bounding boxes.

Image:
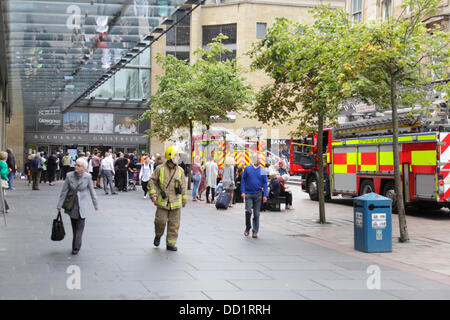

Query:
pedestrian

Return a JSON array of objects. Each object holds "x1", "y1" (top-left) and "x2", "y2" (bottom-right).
[
  {"x1": 100, "y1": 152, "x2": 116, "y2": 195},
  {"x1": 205, "y1": 158, "x2": 219, "y2": 204},
  {"x1": 96, "y1": 152, "x2": 102, "y2": 188},
  {"x1": 57, "y1": 157, "x2": 99, "y2": 255},
  {"x1": 6, "y1": 149, "x2": 16, "y2": 190},
  {"x1": 25, "y1": 154, "x2": 34, "y2": 186},
  {"x1": 278, "y1": 174, "x2": 293, "y2": 210},
  {"x1": 241, "y1": 154, "x2": 268, "y2": 239},
  {"x1": 91, "y1": 152, "x2": 101, "y2": 188},
  {"x1": 264, "y1": 168, "x2": 281, "y2": 211},
  {"x1": 0, "y1": 151, "x2": 10, "y2": 213},
  {"x1": 222, "y1": 156, "x2": 236, "y2": 208},
  {"x1": 46, "y1": 151, "x2": 58, "y2": 186},
  {"x1": 57, "y1": 149, "x2": 64, "y2": 180},
  {"x1": 128, "y1": 154, "x2": 138, "y2": 181},
  {"x1": 153, "y1": 154, "x2": 163, "y2": 171},
  {"x1": 191, "y1": 157, "x2": 202, "y2": 201},
  {"x1": 234, "y1": 166, "x2": 244, "y2": 203},
  {"x1": 149, "y1": 146, "x2": 187, "y2": 251},
  {"x1": 114, "y1": 152, "x2": 129, "y2": 192},
  {"x1": 62, "y1": 152, "x2": 72, "y2": 180},
  {"x1": 40, "y1": 153, "x2": 47, "y2": 183},
  {"x1": 197, "y1": 161, "x2": 206, "y2": 201},
  {"x1": 31, "y1": 153, "x2": 43, "y2": 190},
  {"x1": 139, "y1": 157, "x2": 153, "y2": 199}
]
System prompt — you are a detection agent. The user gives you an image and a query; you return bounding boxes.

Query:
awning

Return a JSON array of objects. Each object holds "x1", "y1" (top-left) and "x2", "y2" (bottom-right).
[{"x1": 1, "y1": 0, "x2": 193, "y2": 115}]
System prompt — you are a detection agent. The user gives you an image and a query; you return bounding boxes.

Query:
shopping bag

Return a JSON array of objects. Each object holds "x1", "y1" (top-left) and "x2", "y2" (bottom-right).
[{"x1": 51, "y1": 211, "x2": 65, "y2": 241}]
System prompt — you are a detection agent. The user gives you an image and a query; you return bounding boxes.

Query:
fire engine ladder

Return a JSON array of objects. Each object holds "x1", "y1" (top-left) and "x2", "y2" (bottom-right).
[{"x1": 334, "y1": 115, "x2": 425, "y2": 139}]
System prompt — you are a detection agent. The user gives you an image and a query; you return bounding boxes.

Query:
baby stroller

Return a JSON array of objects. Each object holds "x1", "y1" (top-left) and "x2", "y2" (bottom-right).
[{"x1": 128, "y1": 171, "x2": 138, "y2": 191}]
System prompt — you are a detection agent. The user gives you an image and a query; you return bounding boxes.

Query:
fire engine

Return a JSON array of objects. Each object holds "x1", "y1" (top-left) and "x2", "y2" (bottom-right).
[
  {"x1": 191, "y1": 132, "x2": 267, "y2": 170},
  {"x1": 290, "y1": 111, "x2": 450, "y2": 209}
]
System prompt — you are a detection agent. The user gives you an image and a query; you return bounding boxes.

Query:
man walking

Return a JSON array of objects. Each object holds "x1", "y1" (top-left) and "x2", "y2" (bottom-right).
[
  {"x1": 241, "y1": 154, "x2": 268, "y2": 239},
  {"x1": 114, "y1": 152, "x2": 129, "y2": 192},
  {"x1": 62, "y1": 152, "x2": 72, "y2": 180},
  {"x1": 100, "y1": 152, "x2": 116, "y2": 195},
  {"x1": 149, "y1": 146, "x2": 187, "y2": 251},
  {"x1": 31, "y1": 153, "x2": 43, "y2": 190}
]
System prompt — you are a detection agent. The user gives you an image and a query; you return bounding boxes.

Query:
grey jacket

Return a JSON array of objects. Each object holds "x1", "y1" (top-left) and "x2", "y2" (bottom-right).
[{"x1": 57, "y1": 171, "x2": 98, "y2": 219}]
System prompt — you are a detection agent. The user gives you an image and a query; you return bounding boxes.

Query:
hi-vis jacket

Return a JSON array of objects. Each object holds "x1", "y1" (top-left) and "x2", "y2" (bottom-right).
[{"x1": 149, "y1": 161, "x2": 187, "y2": 210}]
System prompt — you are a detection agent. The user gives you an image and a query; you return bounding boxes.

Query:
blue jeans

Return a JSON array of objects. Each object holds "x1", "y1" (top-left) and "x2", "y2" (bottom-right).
[
  {"x1": 245, "y1": 192, "x2": 262, "y2": 233},
  {"x1": 192, "y1": 174, "x2": 201, "y2": 198},
  {"x1": 8, "y1": 171, "x2": 14, "y2": 189}
]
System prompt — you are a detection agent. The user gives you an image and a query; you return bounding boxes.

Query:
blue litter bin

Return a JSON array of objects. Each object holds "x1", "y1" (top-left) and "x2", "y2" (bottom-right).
[{"x1": 354, "y1": 192, "x2": 392, "y2": 253}]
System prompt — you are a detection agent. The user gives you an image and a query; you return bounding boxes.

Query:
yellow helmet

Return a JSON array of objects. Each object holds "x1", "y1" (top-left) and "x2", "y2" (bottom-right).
[{"x1": 165, "y1": 145, "x2": 178, "y2": 161}]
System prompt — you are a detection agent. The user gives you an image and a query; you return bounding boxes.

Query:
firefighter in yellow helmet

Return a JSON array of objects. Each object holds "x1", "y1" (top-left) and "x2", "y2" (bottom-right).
[{"x1": 149, "y1": 145, "x2": 187, "y2": 251}]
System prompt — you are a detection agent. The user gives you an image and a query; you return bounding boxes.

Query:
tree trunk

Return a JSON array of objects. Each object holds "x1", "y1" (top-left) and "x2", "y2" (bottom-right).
[
  {"x1": 317, "y1": 111, "x2": 326, "y2": 224},
  {"x1": 391, "y1": 77, "x2": 409, "y2": 242},
  {"x1": 188, "y1": 120, "x2": 193, "y2": 191}
]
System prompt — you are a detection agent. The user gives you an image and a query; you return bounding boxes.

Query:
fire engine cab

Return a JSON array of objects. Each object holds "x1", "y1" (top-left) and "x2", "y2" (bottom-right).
[{"x1": 290, "y1": 114, "x2": 450, "y2": 209}]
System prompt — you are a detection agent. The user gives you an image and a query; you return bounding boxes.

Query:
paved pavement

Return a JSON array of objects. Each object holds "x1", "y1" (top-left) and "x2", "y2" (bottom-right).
[{"x1": 1, "y1": 179, "x2": 450, "y2": 300}]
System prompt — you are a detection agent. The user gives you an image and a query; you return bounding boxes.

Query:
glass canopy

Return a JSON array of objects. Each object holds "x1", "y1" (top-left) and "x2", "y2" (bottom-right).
[{"x1": 2, "y1": 0, "x2": 188, "y2": 114}]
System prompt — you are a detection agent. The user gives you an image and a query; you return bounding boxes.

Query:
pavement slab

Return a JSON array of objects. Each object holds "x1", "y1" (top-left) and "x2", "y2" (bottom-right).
[{"x1": 0, "y1": 180, "x2": 449, "y2": 299}]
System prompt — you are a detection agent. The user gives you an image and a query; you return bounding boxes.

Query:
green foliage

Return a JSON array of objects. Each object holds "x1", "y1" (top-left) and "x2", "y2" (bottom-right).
[
  {"x1": 248, "y1": 6, "x2": 358, "y2": 131},
  {"x1": 351, "y1": 0, "x2": 449, "y2": 110},
  {"x1": 139, "y1": 34, "x2": 253, "y2": 141}
]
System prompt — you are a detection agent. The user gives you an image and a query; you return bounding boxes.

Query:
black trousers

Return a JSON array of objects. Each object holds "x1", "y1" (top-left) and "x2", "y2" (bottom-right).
[
  {"x1": 62, "y1": 166, "x2": 70, "y2": 180},
  {"x1": 142, "y1": 181, "x2": 149, "y2": 196},
  {"x1": 280, "y1": 190, "x2": 292, "y2": 206},
  {"x1": 206, "y1": 187, "x2": 215, "y2": 202},
  {"x1": 118, "y1": 169, "x2": 127, "y2": 191},
  {"x1": 48, "y1": 168, "x2": 56, "y2": 183},
  {"x1": 40, "y1": 170, "x2": 47, "y2": 183},
  {"x1": 70, "y1": 218, "x2": 85, "y2": 251}
]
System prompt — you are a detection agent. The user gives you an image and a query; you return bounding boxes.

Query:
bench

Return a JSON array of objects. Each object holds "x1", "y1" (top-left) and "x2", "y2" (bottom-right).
[{"x1": 266, "y1": 196, "x2": 287, "y2": 212}]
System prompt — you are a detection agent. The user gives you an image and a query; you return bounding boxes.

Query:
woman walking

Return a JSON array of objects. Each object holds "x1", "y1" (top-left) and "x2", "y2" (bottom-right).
[
  {"x1": 191, "y1": 158, "x2": 202, "y2": 201},
  {"x1": 205, "y1": 159, "x2": 219, "y2": 203},
  {"x1": 47, "y1": 151, "x2": 58, "y2": 186},
  {"x1": 197, "y1": 161, "x2": 207, "y2": 201},
  {"x1": 57, "y1": 158, "x2": 98, "y2": 255},
  {"x1": 222, "y1": 156, "x2": 236, "y2": 208},
  {"x1": 139, "y1": 157, "x2": 153, "y2": 199},
  {"x1": 0, "y1": 151, "x2": 10, "y2": 213},
  {"x1": 6, "y1": 149, "x2": 15, "y2": 190}
]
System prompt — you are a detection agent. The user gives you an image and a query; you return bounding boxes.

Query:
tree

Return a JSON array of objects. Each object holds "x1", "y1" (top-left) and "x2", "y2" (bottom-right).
[
  {"x1": 248, "y1": 7, "x2": 356, "y2": 223},
  {"x1": 350, "y1": 0, "x2": 450, "y2": 242},
  {"x1": 139, "y1": 34, "x2": 252, "y2": 171}
]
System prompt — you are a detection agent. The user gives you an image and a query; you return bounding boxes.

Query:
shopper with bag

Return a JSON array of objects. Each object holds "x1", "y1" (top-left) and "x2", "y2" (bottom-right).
[
  {"x1": 57, "y1": 157, "x2": 98, "y2": 255},
  {"x1": 0, "y1": 151, "x2": 10, "y2": 213}
]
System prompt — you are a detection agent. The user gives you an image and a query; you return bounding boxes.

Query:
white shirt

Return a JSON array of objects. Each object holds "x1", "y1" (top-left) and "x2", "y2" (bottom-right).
[
  {"x1": 139, "y1": 163, "x2": 153, "y2": 182},
  {"x1": 205, "y1": 161, "x2": 219, "y2": 188},
  {"x1": 101, "y1": 156, "x2": 115, "y2": 174}
]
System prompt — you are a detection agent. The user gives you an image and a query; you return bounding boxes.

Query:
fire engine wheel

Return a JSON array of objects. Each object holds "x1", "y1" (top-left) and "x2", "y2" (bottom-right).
[
  {"x1": 382, "y1": 182, "x2": 397, "y2": 213},
  {"x1": 359, "y1": 180, "x2": 375, "y2": 195},
  {"x1": 308, "y1": 176, "x2": 318, "y2": 201}
]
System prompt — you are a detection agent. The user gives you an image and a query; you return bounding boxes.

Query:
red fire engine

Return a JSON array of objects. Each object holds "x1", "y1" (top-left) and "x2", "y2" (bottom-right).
[{"x1": 290, "y1": 115, "x2": 450, "y2": 209}]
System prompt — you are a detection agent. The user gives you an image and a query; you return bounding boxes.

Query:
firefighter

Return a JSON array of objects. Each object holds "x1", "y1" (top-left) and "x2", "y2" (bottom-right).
[{"x1": 149, "y1": 145, "x2": 187, "y2": 251}]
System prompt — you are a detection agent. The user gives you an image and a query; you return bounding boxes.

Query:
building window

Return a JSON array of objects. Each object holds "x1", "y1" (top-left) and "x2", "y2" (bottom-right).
[
  {"x1": 166, "y1": 11, "x2": 191, "y2": 63},
  {"x1": 202, "y1": 23, "x2": 237, "y2": 61},
  {"x1": 381, "y1": 0, "x2": 392, "y2": 20},
  {"x1": 256, "y1": 22, "x2": 267, "y2": 39},
  {"x1": 352, "y1": 0, "x2": 363, "y2": 23}
]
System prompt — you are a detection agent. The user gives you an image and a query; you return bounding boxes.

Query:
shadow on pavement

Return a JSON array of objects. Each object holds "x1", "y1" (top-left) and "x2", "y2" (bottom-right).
[{"x1": 325, "y1": 197, "x2": 450, "y2": 220}]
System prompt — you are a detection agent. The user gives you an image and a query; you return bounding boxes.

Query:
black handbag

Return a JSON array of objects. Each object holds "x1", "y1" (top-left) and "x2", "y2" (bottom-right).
[
  {"x1": 62, "y1": 189, "x2": 77, "y2": 211},
  {"x1": 51, "y1": 211, "x2": 65, "y2": 241}
]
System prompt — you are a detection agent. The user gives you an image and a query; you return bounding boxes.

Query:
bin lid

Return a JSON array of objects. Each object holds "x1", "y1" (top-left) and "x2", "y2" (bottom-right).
[{"x1": 354, "y1": 192, "x2": 391, "y2": 202}]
